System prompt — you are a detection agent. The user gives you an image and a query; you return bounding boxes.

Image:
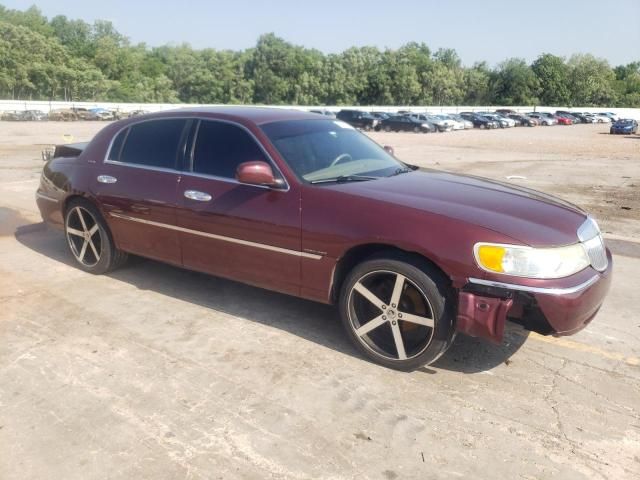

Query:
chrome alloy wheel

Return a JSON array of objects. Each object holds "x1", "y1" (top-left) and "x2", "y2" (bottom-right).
[
  {"x1": 347, "y1": 270, "x2": 435, "y2": 361},
  {"x1": 66, "y1": 206, "x2": 102, "y2": 267}
]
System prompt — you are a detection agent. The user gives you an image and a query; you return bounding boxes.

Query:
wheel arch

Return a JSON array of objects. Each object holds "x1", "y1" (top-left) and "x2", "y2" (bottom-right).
[
  {"x1": 62, "y1": 193, "x2": 97, "y2": 217},
  {"x1": 330, "y1": 243, "x2": 452, "y2": 304}
]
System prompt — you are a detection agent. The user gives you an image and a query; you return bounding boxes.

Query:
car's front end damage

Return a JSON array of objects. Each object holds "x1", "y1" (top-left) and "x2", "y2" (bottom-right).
[{"x1": 454, "y1": 217, "x2": 612, "y2": 343}]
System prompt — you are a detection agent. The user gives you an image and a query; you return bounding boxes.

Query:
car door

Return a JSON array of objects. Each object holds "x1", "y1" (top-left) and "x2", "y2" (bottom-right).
[
  {"x1": 175, "y1": 119, "x2": 302, "y2": 296},
  {"x1": 91, "y1": 118, "x2": 190, "y2": 266}
]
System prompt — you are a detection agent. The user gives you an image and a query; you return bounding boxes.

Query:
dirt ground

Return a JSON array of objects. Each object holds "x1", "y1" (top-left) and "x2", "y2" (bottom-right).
[{"x1": 0, "y1": 120, "x2": 639, "y2": 479}]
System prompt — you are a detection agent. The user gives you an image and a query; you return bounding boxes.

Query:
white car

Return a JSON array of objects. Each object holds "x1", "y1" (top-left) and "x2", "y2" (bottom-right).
[
  {"x1": 441, "y1": 114, "x2": 467, "y2": 130},
  {"x1": 590, "y1": 113, "x2": 612, "y2": 123},
  {"x1": 447, "y1": 114, "x2": 474, "y2": 129},
  {"x1": 425, "y1": 114, "x2": 454, "y2": 132}
]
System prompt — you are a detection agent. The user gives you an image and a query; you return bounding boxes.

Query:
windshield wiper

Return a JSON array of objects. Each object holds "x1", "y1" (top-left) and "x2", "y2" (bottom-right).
[{"x1": 310, "y1": 175, "x2": 378, "y2": 184}]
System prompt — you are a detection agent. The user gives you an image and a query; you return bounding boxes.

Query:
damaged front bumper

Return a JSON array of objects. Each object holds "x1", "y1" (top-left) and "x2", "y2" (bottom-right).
[{"x1": 455, "y1": 249, "x2": 613, "y2": 343}]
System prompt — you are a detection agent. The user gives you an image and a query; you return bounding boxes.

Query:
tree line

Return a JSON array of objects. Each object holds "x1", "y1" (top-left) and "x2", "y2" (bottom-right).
[{"x1": 1, "y1": 5, "x2": 639, "y2": 107}]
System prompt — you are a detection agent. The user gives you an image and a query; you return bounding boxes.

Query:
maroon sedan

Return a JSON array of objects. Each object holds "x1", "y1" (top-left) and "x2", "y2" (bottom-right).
[{"x1": 36, "y1": 107, "x2": 612, "y2": 370}]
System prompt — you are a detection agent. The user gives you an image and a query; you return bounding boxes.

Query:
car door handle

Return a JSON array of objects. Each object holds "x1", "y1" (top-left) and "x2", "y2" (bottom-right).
[
  {"x1": 97, "y1": 175, "x2": 117, "y2": 184},
  {"x1": 184, "y1": 190, "x2": 212, "y2": 202}
]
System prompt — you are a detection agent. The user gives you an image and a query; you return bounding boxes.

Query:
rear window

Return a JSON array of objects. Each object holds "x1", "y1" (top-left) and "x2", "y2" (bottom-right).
[
  {"x1": 119, "y1": 119, "x2": 188, "y2": 169},
  {"x1": 108, "y1": 128, "x2": 127, "y2": 161}
]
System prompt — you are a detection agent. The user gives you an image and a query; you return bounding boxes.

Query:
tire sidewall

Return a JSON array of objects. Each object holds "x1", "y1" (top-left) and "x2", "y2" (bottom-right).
[
  {"x1": 64, "y1": 199, "x2": 116, "y2": 274},
  {"x1": 338, "y1": 254, "x2": 454, "y2": 371}
]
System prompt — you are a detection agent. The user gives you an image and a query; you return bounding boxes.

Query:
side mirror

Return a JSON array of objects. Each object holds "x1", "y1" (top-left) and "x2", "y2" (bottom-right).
[
  {"x1": 383, "y1": 145, "x2": 395, "y2": 156},
  {"x1": 236, "y1": 161, "x2": 281, "y2": 188}
]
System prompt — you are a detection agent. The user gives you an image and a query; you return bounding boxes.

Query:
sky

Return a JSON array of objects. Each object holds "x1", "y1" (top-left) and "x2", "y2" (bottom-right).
[{"x1": 3, "y1": 0, "x2": 639, "y2": 66}]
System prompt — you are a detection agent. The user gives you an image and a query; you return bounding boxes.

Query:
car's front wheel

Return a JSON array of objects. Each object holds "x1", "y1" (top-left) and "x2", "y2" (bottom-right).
[
  {"x1": 64, "y1": 199, "x2": 127, "y2": 274},
  {"x1": 339, "y1": 254, "x2": 454, "y2": 371}
]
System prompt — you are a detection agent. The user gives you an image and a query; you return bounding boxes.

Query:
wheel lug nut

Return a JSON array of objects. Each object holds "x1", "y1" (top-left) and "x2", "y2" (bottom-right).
[
  {"x1": 391, "y1": 303, "x2": 396, "y2": 308},
  {"x1": 398, "y1": 313, "x2": 402, "y2": 318},
  {"x1": 382, "y1": 305, "x2": 386, "y2": 309},
  {"x1": 382, "y1": 316, "x2": 387, "y2": 320},
  {"x1": 392, "y1": 320, "x2": 397, "y2": 325}
]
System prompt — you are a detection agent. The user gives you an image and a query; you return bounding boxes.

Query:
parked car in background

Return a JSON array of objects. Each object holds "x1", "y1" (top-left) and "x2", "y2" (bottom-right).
[
  {"x1": 48, "y1": 109, "x2": 78, "y2": 121},
  {"x1": 602, "y1": 112, "x2": 619, "y2": 122},
  {"x1": 309, "y1": 109, "x2": 336, "y2": 118},
  {"x1": 610, "y1": 118, "x2": 638, "y2": 134},
  {"x1": 438, "y1": 114, "x2": 465, "y2": 130},
  {"x1": 446, "y1": 113, "x2": 474, "y2": 129},
  {"x1": 556, "y1": 111, "x2": 582, "y2": 123},
  {"x1": 495, "y1": 109, "x2": 517, "y2": 115},
  {"x1": 1, "y1": 110, "x2": 22, "y2": 121},
  {"x1": 481, "y1": 113, "x2": 510, "y2": 128},
  {"x1": 508, "y1": 114, "x2": 537, "y2": 127},
  {"x1": 71, "y1": 107, "x2": 96, "y2": 120},
  {"x1": 20, "y1": 110, "x2": 47, "y2": 121},
  {"x1": 527, "y1": 113, "x2": 556, "y2": 126},
  {"x1": 590, "y1": 113, "x2": 612, "y2": 123},
  {"x1": 570, "y1": 112, "x2": 597, "y2": 123},
  {"x1": 422, "y1": 114, "x2": 455, "y2": 132},
  {"x1": 555, "y1": 115, "x2": 574, "y2": 126},
  {"x1": 377, "y1": 115, "x2": 434, "y2": 133},
  {"x1": 336, "y1": 110, "x2": 379, "y2": 130},
  {"x1": 460, "y1": 113, "x2": 498, "y2": 129},
  {"x1": 36, "y1": 106, "x2": 612, "y2": 371},
  {"x1": 89, "y1": 108, "x2": 118, "y2": 121},
  {"x1": 494, "y1": 113, "x2": 516, "y2": 127},
  {"x1": 371, "y1": 111, "x2": 393, "y2": 120},
  {"x1": 127, "y1": 110, "x2": 151, "y2": 117}
]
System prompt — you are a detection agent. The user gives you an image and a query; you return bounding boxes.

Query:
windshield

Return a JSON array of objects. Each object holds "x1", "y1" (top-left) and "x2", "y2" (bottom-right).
[{"x1": 261, "y1": 119, "x2": 405, "y2": 183}]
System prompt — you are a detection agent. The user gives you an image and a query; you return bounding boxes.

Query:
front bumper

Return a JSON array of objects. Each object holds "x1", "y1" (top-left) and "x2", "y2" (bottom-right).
[{"x1": 456, "y1": 249, "x2": 613, "y2": 343}]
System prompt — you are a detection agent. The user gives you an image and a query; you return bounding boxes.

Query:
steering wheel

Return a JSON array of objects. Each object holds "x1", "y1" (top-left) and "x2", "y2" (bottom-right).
[{"x1": 330, "y1": 153, "x2": 353, "y2": 167}]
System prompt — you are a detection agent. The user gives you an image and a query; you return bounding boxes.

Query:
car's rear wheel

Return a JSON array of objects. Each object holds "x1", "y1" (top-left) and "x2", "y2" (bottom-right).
[
  {"x1": 339, "y1": 255, "x2": 454, "y2": 371},
  {"x1": 65, "y1": 199, "x2": 127, "y2": 274},
  {"x1": 384, "y1": 125, "x2": 391, "y2": 132}
]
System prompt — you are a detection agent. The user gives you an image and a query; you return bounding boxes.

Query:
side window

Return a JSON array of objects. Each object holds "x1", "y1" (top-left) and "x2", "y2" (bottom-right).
[
  {"x1": 107, "y1": 128, "x2": 127, "y2": 161},
  {"x1": 192, "y1": 121, "x2": 268, "y2": 178},
  {"x1": 119, "y1": 119, "x2": 187, "y2": 169}
]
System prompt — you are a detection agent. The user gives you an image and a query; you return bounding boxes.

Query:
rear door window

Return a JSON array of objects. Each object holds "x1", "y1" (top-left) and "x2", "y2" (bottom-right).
[{"x1": 119, "y1": 119, "x2": 188, "y2": 169}]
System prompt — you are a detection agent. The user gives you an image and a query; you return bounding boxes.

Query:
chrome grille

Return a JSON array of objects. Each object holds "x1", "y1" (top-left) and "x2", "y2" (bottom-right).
[{"x1": 577, "y1": 217, "x2": 608, "y2": 272}]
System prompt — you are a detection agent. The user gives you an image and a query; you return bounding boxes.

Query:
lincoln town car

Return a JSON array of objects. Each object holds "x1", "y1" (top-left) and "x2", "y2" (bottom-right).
[{"x1": 36, "y1": 107, "x2": 612, "y2": 370}]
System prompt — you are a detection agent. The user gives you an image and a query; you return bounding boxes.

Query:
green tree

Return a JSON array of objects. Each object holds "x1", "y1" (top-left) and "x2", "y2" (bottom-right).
[
  {"x1": 532, "y1": 53, "x2": 570, "y2": 106},
  {"x1": 490, "y1": 58, "x2": 540, "y2": 105},
  {"x1": 567, "y1": 54, "x2": 617, "y2": 106}
]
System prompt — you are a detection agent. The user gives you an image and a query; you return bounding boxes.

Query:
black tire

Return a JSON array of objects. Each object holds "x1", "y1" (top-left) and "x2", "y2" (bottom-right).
[
  {"x1": 339, "y1": 253, "x2": 454, "y2": 371},
  {"x1": 64, "y1": 198, "x2": 128, "y2": 274}
]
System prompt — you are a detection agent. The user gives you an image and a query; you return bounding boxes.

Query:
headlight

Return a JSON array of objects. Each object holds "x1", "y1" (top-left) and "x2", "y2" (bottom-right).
[
  {"x1": 473, "y1": 242, "x2": 590, "y2": 279},
  {"x1": 421, "y1": 123, "x2": 429, "y2": 128}
]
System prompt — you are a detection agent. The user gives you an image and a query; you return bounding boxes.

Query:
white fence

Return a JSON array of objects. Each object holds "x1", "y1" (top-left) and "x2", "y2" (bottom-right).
[{"x1": 1, "y1": 99, "x2": 639, "y2": 119}]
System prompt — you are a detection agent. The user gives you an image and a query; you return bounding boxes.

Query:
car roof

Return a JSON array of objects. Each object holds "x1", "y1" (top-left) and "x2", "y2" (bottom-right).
[{"x1": 147, "y1": 106, "x2": 320, "y2": 126}]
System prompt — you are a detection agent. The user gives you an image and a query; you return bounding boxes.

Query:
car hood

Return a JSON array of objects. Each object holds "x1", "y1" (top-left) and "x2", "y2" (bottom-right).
[{"x1": 330, "y1": 169, "x2": 587, "y2": 247}]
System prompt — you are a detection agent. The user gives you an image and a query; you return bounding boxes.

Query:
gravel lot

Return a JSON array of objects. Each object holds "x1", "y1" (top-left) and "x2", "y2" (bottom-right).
[{"x1": 1, "y1": 120, "x2": 639, "y2": 479}]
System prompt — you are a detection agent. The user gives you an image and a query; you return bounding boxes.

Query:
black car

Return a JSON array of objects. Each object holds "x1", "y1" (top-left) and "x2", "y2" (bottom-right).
[
  {"x1": 508, "y1": 114, "x2": 537, "y2": 127},
  {"x1": 610, "y1": 119, "x2": 638, "y2": 134},
  {"x1": 460, "y1": 113, "x2": 498, "y2": 129},
  {"x1": 336, "y1": 110, "x2": 379, "y2": 130},
  {"x1": 376, "y1": 115, "x2": 434, "y2": 133},
  {"x1": 370, "y1": 111, "x2": 393, "y2": 120}
]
